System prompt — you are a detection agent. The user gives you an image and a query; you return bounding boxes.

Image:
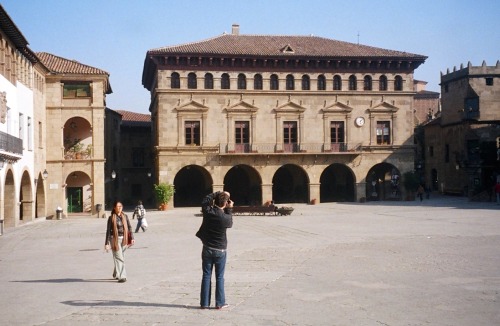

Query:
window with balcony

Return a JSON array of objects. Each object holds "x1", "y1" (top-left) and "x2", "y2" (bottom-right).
[
  {"x1": 270, "y1": 74, "x2": 279, "y2": 90},
  {"x1": 132, "y1": 147, "x2": 145, "y2": 167},
  {"x1": 330, "y1": 121, "x2": 345, "y2": 151},
  {"x1": 317, "y1": 75, "x2": 326, "y2": 90},
  {"x1": 286, "y1": 74, "x2": 295, "y2": 90},
  {"x1": 221, "y1": 73, "x2": 230, "y2": 89},
  {"x1": 188, "y1": 73, "x2": 197, "y2": 89},
  {"x1": 63, "y1": 82, "x2": 91, "y2": 98},
  {"x1": 185, "y1": 121, "x2": 200, "y2": 145},
  {"x1": 301, "y1": 75, "x2": 310, "y2": 90},
  {"x1": 171, "y1": 72, "x2": 180, "y2": 89},
  {"x1": 237, "y1": 74, "x2": 247, "y2": 90},
  {"x1": 394, "y1": 75, "x2": 403, "y2": 91},
  {"x1": 254, "y1": 74, "x2": 263, "y2": 90},
  {"x1": 333, "y1": 75, "x2": 342, "y2": 90},
  {"x1": 204, "y1": 73, "x2": 213, "y2": 89},
  {"x1": 364, "y1": 76, "x2": 372, "y2": 90},
  {"x1": 235, "y1": 121, "x2": 250, "y2": 153},
  {"x1": 348, "y1": 75, "x2": 357, "y2": 90},
  {"x1": 283, "y1": 121, "x2": 298, "y2": 152},
  {"x1": 376, "y1": 121, "x2": 390, "y2": 145},
  {"x1": 379, "y1": 75, "x2": 388, "y2": 91}
]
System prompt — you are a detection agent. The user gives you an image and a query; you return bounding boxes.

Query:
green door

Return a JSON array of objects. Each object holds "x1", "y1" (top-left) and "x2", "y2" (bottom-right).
[{"x1": 67, "y1": 187, "x2": 83, "y2": 213}]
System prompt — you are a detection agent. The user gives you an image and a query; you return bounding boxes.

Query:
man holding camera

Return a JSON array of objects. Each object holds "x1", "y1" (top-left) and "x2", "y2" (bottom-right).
[{"x1": 196, "y1": 191, "x2": 233, "y2": 309}]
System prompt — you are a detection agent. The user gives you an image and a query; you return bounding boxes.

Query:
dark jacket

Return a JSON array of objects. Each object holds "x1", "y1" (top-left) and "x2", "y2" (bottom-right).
[{"x1": 196, "y1": 192, "x2": 233, "y2": 250}]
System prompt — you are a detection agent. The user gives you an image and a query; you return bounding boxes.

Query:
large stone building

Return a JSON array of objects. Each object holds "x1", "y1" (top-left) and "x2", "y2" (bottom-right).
[
  {"x1": 424, "y1": 61, "x2": 500, "y2": 197},
  {"x1": 0, "y1": 5, "x2": 48, "y2": 228},
  {"x1": 38, "y1": 52, "x2": 111, "y2": 217},
  {"x1": 104, "y1": 109, "x2": 153, "y2": 208},
  {"x1": 142, "y1": 25, "x2": 427, "y2": 206}
]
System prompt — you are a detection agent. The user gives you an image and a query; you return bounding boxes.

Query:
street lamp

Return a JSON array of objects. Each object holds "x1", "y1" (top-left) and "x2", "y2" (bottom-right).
[
  {"x1": 111, "y1": 170, "x2": 116, "y2": 179},
  {"x1": 42, "y1": 169, "x2": 48, "y2": 179}
]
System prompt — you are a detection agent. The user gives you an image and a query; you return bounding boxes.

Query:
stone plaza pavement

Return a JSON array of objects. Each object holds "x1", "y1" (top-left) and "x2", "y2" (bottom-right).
[{"x1": 0, "y1": 195, "x2": 499, "y2": 326}]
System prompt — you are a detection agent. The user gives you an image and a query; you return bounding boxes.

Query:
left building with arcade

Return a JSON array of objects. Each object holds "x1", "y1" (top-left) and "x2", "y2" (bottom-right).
[{"x1": 0, "y1": 5, "x2": 48, "y2": 228}]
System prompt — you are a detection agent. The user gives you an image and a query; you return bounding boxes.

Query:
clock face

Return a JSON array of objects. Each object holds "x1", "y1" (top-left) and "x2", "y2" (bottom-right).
[{"x1": 355, "y1": 117, "x2": 365, "y2": 127}]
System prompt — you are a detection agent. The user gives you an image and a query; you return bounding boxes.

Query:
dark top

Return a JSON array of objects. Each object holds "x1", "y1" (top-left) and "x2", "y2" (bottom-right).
[
  {"x1": 105, "y1": 213, "x2": 133, "y2": 245},
  {"x1": 196, "y1": 192, "x2": 233, "y2": 250}
]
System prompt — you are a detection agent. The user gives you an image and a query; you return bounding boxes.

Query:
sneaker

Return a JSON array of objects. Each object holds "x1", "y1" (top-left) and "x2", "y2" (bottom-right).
[
  {"x1": 112, "y1": 271, "x2": 117, "y2": 279},
  {"x1": 118, "y1": 278, "x2": 127, "y2": 283},
  {"x1": 216, "y1": 304, "x2": 229, "y2": 310}
]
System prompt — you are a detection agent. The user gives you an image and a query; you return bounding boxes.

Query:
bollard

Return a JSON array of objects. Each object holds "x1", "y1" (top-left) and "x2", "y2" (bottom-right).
[
  {"x1": 95, "y1": 204, "x2": 102, "y2": 218},
  {"x1": 56, "y1": 207, "x2": 63, "y2": 220},
  {"x1": 0, "y1": 219, "x2": 3, "y2": 235}
]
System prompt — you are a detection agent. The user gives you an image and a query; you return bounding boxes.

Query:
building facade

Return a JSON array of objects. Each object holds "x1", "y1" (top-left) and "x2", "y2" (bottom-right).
[
  {"x1": 38, "y1": 52, "x2": 111, "y2": 217},
  {"x1": 104, "y1": 109, "x2": 153, "y2": 208},
  {"x1": 424, "y1": 61, "x2": 500, "y2": 198},
  {"x1": 0, "y1": 5, "x2": 48, "y2": 228},
  {"x1": 142, "y1": 25, "x2": 427, "y2": 206}
]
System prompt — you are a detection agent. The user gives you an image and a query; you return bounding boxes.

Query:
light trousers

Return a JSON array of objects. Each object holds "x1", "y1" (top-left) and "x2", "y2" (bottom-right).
[{"x1": 112, "y1": 236, "x2": 128, "y2": 280}]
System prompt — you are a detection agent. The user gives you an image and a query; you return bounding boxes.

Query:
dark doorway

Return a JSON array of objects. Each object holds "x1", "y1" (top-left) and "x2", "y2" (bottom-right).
[
  {"x1": 272, "y1": 164, "x2": 309, "y2": 203},
  {"x1": 224, "y1": 165, "x2": 262, "y2": 206},
  {"x1": 174, "y1": 165, "x2": 213, "y2": 207},
  {"x1": 320, "y1": 164, "x2": 355, "y2": 202},
  {"x1": 366, "y1": 163, "x2": 401, "y2": 201},
  {"x1": 67, "y1": 187, "x2": 83, "y2": 212}
]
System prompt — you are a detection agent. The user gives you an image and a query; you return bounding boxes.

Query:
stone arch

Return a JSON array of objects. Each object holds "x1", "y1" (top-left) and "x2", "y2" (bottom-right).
[
  {"x1": 4, "y1": 168, "x2": 16, "y2": 227},
  {"x1": 365, "y1": 163, "x2": 401, "y2": 201},
  {"x1": 223, "y1": 164, "x2": 262, "y2": 206},
  {"x1": 63, "y1": 117, "x2": 92, "y2": 159},
  {"x1": 174, "y1": 165, "x2": 213, "y2": 207},
  {"x1": 19, "y1": 170, "x2": 33, "y2": 222},
  {"x1": 65, "y1": 171, "x2": 92, "y2": 213},
  {"x1": 272, "y1": 164, "x2": 309, "y2": 204},
  {"x1": 35, "y1": 172, "x2": 47, "y2": 218},
  {"x1": 320, "y1": 163, "x2": 356, "y2": 202}
]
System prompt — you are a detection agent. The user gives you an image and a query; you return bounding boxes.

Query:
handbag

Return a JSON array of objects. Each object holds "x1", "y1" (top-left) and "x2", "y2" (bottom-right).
[
  {"x1": 127, "y1": 231, "x2": 133, "y2": 245},
  {"x1": 142, "y1": 218, "x2": 148, "y2": 228}
]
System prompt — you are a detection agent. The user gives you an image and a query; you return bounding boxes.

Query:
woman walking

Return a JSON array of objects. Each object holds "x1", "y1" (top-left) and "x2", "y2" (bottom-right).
[{"x1": 105, "y1": 201, "x2": 134, "y2": 283}]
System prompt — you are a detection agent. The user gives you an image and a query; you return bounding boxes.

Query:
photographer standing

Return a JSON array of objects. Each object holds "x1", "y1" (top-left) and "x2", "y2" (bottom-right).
[{"x1": 196, "y1": 191, "x2": 233, "y2": 309}]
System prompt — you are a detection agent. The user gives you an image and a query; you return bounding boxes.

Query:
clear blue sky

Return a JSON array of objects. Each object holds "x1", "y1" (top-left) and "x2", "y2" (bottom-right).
[{"x1": 3, "y1": 0, "x2": 499, "y2": 114}]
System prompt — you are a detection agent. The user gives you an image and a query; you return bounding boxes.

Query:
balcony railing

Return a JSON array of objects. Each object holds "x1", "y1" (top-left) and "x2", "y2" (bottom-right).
[
  {"x1": 219, "y1": 142, "x2": 362, "y2": 154},
  {"x1": 0, "y1": 131, "x2": 23, "y2": 155}
]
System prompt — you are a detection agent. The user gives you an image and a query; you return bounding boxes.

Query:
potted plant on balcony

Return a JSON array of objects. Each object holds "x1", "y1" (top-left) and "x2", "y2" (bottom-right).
[
  {"x1": 64, "y1": 138, "x2": 84, "y2": 159},
  {"x1": 153, "y1": 183, "x2": 175, "y2": 210}
]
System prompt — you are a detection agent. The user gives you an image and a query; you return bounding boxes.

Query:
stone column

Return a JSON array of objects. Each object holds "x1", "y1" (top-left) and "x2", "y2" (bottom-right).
[
  {"x1": 309, "y1": 183, "x2": 320, "y2": 203},
  {"x1": 261, "y1": 183, "x2": 273, "y2": 203}
]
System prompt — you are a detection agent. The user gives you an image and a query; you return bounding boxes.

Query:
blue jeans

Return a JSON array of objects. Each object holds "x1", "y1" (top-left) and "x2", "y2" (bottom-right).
[
  {"x1": 135, "y1": 218, "x2": 145, "y2": 232},
  {"x1": 200, "y1": 246, "x2": 227, "y2": 307}
]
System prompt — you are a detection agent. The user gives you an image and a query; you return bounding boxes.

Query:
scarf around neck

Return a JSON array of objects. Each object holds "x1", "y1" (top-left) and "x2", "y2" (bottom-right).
[{"x1": 111, "y1": 213, "x2": 129, "y2": 251}]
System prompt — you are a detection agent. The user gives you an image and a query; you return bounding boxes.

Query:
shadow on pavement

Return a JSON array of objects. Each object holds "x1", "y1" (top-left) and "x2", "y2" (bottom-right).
[
  {"x1": 12, "y1": 278, "x2": 116, "y2": 283},
  {"x1": 61, "y1": 300, "x2": 200, "y2": 309}
]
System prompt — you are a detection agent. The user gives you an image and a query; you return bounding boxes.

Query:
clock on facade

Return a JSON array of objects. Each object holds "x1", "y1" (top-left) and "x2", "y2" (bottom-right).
[{"x1": 355, "y1": 117, "x2": 365, "y2": 127}]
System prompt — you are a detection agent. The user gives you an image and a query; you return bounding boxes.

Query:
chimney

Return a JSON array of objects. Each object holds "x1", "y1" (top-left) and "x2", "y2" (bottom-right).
[{"x1": 232, "y1": 24, "x2": 240, "y2": 35}]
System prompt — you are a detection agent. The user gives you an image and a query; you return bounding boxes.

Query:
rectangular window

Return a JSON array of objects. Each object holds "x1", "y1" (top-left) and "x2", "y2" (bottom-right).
[
  {"x1": 330, "y1": 121, "x2": 345, "y2": 151},
  {"x1": 19, "y1": 113, "x2": 24, "y2": 143},
  {"x1": 283, "y1": 121, "x2": 298, "y2": 152},
  {"x1": 132, "y1": 147, "x2": 145, "y2": 167},
  {"x1": 464, "y1": 97, "x2": 480, "y2": 119},
  {"x1": 63, "y1": 82, "x2": 91, "y2": 98},
  {"x1": 485, "y1": 77, "x2": 493, "y2": 86},
  {"x1": 376, "y1": 121, "x2": 390, "y2": 145},
  {"x1": 429, "y1": 146, "x2": 434, "y2": 157},
  {"x1": 27, "y1": 117, "x2": 32, "y2": 150},
  {"x1": 445, "y1": 144, "x2": 449, "y2": 163},
  {"x1": 185, "y1": 121, "x2": 200, "y2": 145},
  {"x1": 38, "y1": 121, "x2": 43, "y2": 148},
  {"x1": 235, "y1": 121, "x2": 249, "y2": 153}
]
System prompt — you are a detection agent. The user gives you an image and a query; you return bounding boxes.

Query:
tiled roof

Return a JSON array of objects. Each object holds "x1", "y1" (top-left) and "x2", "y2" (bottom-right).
[
  {"x1": 36, "y1": 52, "x2": 109, "y2": 75},
  {"x1": 148, "y1": 34, "x2": 426, "y2": 60},
  {"x1": 117, "y1": 110, "x2": 151, "y2": 122}
]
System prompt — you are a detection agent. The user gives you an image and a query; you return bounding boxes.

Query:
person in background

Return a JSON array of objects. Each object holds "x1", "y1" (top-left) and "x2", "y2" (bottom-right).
[
  {"x1": 495, "y1": 182, "x2": 500, "y2": 205},
  {"x1": 132, "y1": 200, "x2": 147, "y2": 233},
  {"x1": 105, "y1": 201, "x2": 134, "y2": 283},
  {"x1": 196, "y1": 191, "x2": 233, "y2": 310},
  {"x1": 417, "y1": 184, "x2": 425, "y2": 201}
]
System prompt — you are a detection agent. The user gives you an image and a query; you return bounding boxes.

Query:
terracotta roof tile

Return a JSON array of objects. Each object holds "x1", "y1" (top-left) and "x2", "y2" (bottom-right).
[
  {"x1": 117, "y1": 110, "x2": 151, "y2": 122},
  {"x1": 148, "y1": 34, "x2": 426, "y2": 60},
  {"x1": 36, "y1": 52, "x2": 109, "y2": 75}
]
